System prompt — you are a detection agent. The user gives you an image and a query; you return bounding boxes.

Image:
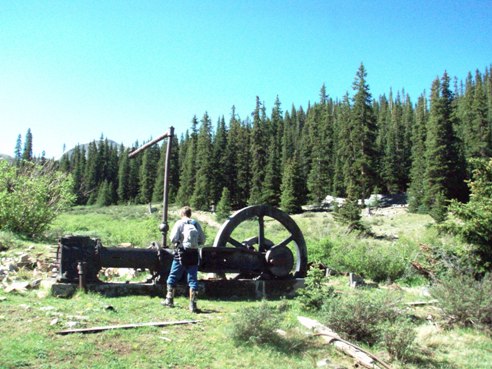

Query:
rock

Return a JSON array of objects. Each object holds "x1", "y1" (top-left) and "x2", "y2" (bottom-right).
[
  {"x1": 40, "y1": 306, "x2": 56, "y2": 311},
  {"x1": 4, "y1": 281, "x2": 29, "y2": 293},
  {"x1": 50, "y1": 318, "x2": 59, "y2": 326},
  {"x1": 0, "y1": 296, "x2": 6, "y2": 301},
  {"x1": 317, "y1": 358, "x2": 332, "y2": 367},
  {"x1": 29, "y1": 278, "x2": 42, "y2": 289},
  {"x1": 66, "y1": 321, "x2": 78, "y2": 328}
]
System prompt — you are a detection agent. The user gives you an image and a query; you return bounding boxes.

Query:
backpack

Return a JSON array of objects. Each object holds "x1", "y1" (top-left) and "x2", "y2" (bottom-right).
[{"x1": 182, "y1": 219, "x2": 199, "y2": 249}]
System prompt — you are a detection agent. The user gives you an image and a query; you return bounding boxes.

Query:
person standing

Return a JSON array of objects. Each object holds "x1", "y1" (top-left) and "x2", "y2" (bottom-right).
[{"x1": 163, "y1": 206, "x2": 205, "y2": 312}]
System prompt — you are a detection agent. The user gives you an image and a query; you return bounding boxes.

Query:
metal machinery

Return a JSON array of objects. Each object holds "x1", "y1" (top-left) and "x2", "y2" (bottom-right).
[{"x1": 56, "y1": 128, "x2": 308, "y2": 288}]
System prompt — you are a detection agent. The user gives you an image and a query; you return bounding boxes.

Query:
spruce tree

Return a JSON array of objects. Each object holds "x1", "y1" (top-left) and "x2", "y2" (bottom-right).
[
  {"x1": 408, "y1": 95, "x2": 428, "y2": 212},
  {"x1": 423, "y1": 73, "x2": 468, "y2": 221},
  {"x1": 14, "y1": 134, "x2": 22, "y2": 165},
  {"x1": 22, "y1": 128, "x2": 33, "y2": 162},
  {"x1": 83, "y1": 141, "x2": 99, "y2": 205},
  {"x1": 248, "y1": 97, "x2": 268, "y2": 205},
  {"x1": 117, "y1": 147, "x2": 131, "y2": 204},
  {"x1": 215, "y1": 187, "x2": 232, "y2": 222},
  {"x1": 280, "y1": 155, "x2": 303, "y2": 214},
  {"x1": 262, "y1": 97, "x2": 283, "y2": 206},
  {"x1": 72, "y1": 145, "x2": 87, "y2": 205},
  {"x1": 210, "y1": 116, "x2": 228, "y2": 206},
  {"x1": 349, "y1": 63, "x2": 378, "y2": 202},
  {"x1": 176, "y1": 117, "x2": 198, "y2": 205},
  {"x1": 138, "y1": 142, "x2": 159, "y2": 204},
  {"x1": 191, "y1": 112, "x2": 213, "y2": 210}
]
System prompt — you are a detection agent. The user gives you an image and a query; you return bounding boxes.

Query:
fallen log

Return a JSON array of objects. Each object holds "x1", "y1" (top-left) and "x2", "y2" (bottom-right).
[
  {"x1": 405, "y1": 299, "x2": 438, "y2": 306},
  {"x1": 298, "y1": 316, "x2": 393, "y2": 369},
  {"x1": 56, "y1": 319, "x2": 201, "y2": 335}
]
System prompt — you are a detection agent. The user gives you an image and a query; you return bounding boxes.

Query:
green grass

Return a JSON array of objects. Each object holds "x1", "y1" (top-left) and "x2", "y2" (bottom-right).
[{"x1": 2, "y1": 204, "x2": 491, "y2": 369}]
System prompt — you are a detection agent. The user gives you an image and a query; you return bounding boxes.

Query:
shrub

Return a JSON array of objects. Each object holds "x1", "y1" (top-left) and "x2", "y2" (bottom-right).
[
  {"x1": 431, "y1": 272, "x2": 492, "y2": 330},
  {"x1": 229, "y1": 301, "x2": 284, "y2": 346},
  {"x1": 320, "y1": 289, "x2": 402, "y2": 345},
  {"x1": 380, "y1": 318, "x2": 417, "y2": 363},
  {"x1": 215, "y1": 187, "x2": 232, "y2": 222},
  {"x1": 297, "y1": 267, "x2": 335, "y2": 311},
  {"x1": 0, "y1": 161, "x2": 75, "y2": 237},
  {"x1": 440, "y1": 158, "x2": 492, "y2": 271},
  {"x1": 327, "y1": 238, "x2": 415, "y2": 282}
]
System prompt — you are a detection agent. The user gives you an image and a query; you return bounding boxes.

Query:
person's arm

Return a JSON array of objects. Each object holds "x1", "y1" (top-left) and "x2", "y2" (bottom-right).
[
  {"x1": 169, "y1": 221, "x2": 182, "y2": 246},
  {"x1": 195, "y1": 221, "x2": 206, "y2": 246}
]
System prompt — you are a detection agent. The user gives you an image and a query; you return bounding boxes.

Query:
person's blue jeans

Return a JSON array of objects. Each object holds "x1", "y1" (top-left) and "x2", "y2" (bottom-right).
[{"x1": 166, "y1": 259, "x2": 198, "y2": 290}]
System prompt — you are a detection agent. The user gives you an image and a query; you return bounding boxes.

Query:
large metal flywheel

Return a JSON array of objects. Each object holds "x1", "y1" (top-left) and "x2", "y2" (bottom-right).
[{"x1": 212, "y1": 205, "x2": 308, "y2": 278}]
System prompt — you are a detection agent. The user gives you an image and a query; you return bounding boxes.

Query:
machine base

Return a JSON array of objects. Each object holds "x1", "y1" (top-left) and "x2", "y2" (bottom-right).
[{"x1": 51, "y1": 278, "x2": 305, "y2": 299}]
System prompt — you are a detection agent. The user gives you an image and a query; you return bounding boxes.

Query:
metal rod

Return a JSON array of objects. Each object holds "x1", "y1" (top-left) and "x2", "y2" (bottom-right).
[
  {"x1": 127, "y1": 127, "x2": 174, "y2": 248},
  {"x1": 77, "y1": 262, "x2": 87, "y2": 293},
  {"x1": 162, "y1": 126, "x2": 174, "y2": 248},
  {"x1": 128, "y1": 130, "x2": 171, "y2": 158}
]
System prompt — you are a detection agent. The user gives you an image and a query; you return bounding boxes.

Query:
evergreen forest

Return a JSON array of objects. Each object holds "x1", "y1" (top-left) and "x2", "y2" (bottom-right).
[{"x1": 13, "y1": 64, "x2": 492, "y2": 220}]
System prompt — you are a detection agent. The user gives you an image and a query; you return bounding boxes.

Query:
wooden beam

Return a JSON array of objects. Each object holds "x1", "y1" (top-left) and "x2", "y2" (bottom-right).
[{"x1": 56, "y1": 319, "x2": 201, "y2": 335}]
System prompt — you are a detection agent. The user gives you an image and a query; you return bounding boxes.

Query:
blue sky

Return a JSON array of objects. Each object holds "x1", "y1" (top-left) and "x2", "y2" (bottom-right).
[{"x1": 1, "y1": 0, "x2": 491, "y2": 158}]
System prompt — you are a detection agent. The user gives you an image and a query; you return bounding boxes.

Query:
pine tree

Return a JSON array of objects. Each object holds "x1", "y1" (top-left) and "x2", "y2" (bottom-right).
[
  {"x1": 307, "y1": 101, "x2": 333, "y2": 204},
  {"x1": 176, "y1": 117, "x2": 198, "y2": 206},
  {"x1": 408, "y1": 94, "x2": 428, "y2": 212},
  {"x1": 72, "y1": 145, "x2": 87, "y2": 205},
  {"x1": 262, "y1": 97, "x2": 283, "y2": 206},
  {"x1": 332, "y1": 95, "x2": 352, "y2": 197},
  {"x1": 191, "y1": 112, "x2": 213, "y2": 210},
  {"x1": 117, "y1": 146, "x2": 131, "y2": 204},
  {"x1": 96, "y1": 180, "x2": 115, "y2": 207},
  {"x1": 22, "y1": 128, "x2": 33, "y2": 162},
  {"x1": 138, "y1": 142, "x2": 159, "y2": 204},
  {"x1": 471, "y1": 70, "x2": 491, "y2": 158},
  {"x1": 423, "y1": 73, "x2": 468, "y2": 221},
  {"x1": 248, "y1": 97, "x2": 268, "y2": 205},
  {"x1": 215, "y1": 187, "x2": 232, "y2": 222},
  {"x1": 225, "y1": 108, "x2": 250, "y2": 209},
  {"x1": 83, "y1": 141, "x2": 99, "y2": 205},
  {"x1": 280, "y1": 155, "x2": 303, "y2": 214},
  {"x1": 210, "y1": 116, "x2": 228, "y2": 206},
  {"x1": 14, "y1": 134, "x2": 22, "y2": 165},
  {"x1": 349, "y1": 63, "x2": 378, "y2": 202}
]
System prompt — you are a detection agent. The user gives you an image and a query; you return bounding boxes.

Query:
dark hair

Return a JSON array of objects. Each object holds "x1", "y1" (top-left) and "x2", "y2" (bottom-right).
[{"x1": 180, "y1": 206, "x2": 192, "y2": 218}]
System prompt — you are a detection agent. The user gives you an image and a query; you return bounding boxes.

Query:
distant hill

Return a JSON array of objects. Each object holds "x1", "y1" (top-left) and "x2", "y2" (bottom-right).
[
  {"x1": 0, "y1": 153, "x2": 14, "y2": 163},
  {"x1": 62, "y1": 139, "x2": 120, "y2": 159}
]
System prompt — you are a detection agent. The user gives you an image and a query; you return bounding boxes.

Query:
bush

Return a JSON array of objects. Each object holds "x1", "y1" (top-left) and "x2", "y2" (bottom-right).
[
  {"x1": 380, "y1": 318, "x2": 417, "y2": 363},
  {"x1": 297, "y1": 267, "x2": 335, "y2": 311},
  {"x1": 215, "y1": 187, "x2": 232, "y2": 222},
  {"x1": 0, "y1": 161, "x2": 75, "y2": 237},
  {"x1": 431, "y1": 272, "x2": 492, "y2": 330},
  {"x1": 320, "y1": 289, "x2": 402, "y2": 345},
  {"x1": 327, "y1": 238, "x2": 416, "y2": 282},
  {"x1": 229, "y1": 301, "x2": 284, "y2": 346},
  {"x1": 440, "y1": 158, "x2": 492, "y2": 271}
]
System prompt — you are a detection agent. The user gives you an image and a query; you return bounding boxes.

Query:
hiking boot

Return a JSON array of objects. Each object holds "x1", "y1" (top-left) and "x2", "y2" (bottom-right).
[
  {"x1": 189, "y1": 289, "x2": 198, "y2": 313},
  {"x1": 162, "y1": 285, "x2": 175, "y2": 308}
]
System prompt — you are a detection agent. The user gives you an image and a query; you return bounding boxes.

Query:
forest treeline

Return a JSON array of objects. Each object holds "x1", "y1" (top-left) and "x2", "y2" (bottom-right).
[{"x1": 13, "y1": 63, "x2": 492, "y2": 219}]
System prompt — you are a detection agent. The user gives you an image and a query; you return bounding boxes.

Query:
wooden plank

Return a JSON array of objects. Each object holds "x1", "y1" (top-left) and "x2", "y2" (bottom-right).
[{"x1": 56, "y1": 319, "x2": 201, "y2": 335}]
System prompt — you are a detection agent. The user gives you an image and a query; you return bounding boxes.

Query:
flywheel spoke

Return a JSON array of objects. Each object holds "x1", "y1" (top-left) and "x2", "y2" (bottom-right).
[
  {"x1": 273, "y1": 235, "x2": 293, "y2": 249},
  {"x1": 228, "y1": 237, "x2": 244, "y2": 248},
  {"x1": 258, "y1": 216, "x2": 265, "y2": 252}
]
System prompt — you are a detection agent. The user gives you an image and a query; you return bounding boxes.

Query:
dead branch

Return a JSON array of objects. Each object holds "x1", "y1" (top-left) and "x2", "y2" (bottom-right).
[{"x1": 298, "y1": 316, "x2": 393, "y2": 369}]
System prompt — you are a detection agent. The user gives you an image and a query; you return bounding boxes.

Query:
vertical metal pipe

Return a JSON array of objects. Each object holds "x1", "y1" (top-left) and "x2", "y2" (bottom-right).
[
  {"x1": 77, "y1": 262, "x2": 87, "y2": 293},
  {"x1": 161, "y1": 126, "x2": 174, "y2": 248}
]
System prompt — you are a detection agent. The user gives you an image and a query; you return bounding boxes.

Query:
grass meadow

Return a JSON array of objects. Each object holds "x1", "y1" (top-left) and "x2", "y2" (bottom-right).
[{"x1": 1, "y1": 204, "x2": 491, "y2": 369}]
